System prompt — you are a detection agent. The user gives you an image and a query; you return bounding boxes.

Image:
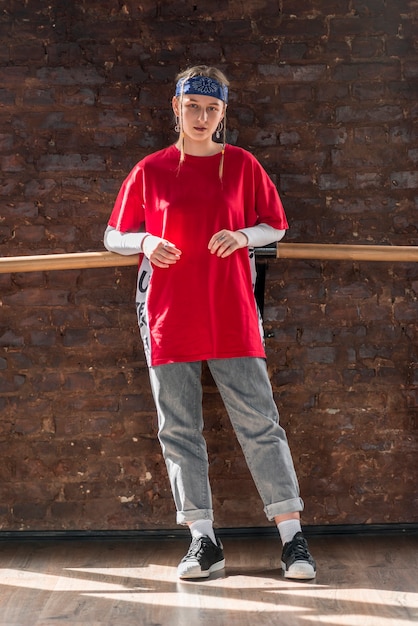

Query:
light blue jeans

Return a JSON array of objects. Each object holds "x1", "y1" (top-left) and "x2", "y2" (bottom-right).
[{"x1": 148, "y1": 357, "x2": 304, "y2": 525}]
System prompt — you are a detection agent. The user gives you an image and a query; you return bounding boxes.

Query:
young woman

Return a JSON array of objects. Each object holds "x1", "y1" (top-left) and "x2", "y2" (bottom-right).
[{"x1": 104, "y1": 65, "x2": 316, "y2": 580}]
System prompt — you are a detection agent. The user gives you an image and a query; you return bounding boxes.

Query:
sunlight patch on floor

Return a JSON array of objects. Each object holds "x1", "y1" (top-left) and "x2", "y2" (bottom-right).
[{"x1": 1, "y1": 564, "x2": 416, "y2": 619}]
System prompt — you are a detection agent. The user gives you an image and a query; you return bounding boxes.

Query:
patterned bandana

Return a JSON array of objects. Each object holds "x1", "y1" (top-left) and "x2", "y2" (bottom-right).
[{"x1": 175, "y1": 75, "x2": 228, "y2": 103}]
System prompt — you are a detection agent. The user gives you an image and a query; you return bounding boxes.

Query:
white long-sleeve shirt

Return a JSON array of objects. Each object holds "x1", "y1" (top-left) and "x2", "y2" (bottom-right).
[{"x1": 104, "y1": 223, "x2": 285, "y2": 256}]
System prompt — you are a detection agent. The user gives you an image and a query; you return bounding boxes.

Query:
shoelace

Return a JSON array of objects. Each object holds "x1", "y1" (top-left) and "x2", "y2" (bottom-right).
[
  {"x1": 289, "y1": 538, "x2": 311, "y2": 560},
  {"x1": 184, "y1": 537, "x2": 205, "y2": 558}
]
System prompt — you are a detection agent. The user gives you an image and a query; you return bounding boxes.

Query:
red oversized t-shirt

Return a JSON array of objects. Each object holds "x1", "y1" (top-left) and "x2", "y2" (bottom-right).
[{"x1": 108, "y1": 144, "x2": 288, "y2": 366}]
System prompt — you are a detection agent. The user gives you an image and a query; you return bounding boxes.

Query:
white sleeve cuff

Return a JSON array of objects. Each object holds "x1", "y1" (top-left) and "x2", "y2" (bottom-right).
[
  {"x1": 239, "y1": 224, "x2": 286, "y2": 247},
  {"x1": 104, "y1": 226, "x2": 147, "y2": 256}
]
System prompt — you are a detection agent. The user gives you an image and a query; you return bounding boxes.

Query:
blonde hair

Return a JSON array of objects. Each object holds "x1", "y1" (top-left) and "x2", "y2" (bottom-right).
[{"x1": 174, "y1": 65, "x2": 229, "y2": 179}]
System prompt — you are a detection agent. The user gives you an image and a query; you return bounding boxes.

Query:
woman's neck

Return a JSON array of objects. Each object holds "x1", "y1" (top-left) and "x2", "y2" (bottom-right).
[{"x1": 176, "y1": 138, "x2": 223, "y2": 157}]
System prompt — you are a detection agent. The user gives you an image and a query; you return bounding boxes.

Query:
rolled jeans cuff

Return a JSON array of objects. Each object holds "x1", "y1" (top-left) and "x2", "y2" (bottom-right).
[
  {"x1": 177, "y1": 509, "x2": 214, "y2": 525},
  {"x1": 264, "y1": 497, "x2": 304, "y2": 521}
]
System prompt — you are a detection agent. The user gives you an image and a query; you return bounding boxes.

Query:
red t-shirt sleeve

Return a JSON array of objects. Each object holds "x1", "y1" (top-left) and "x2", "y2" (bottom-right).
[
  {"x1": 252, "y1": 156, "x2": 288, "y2": 230},
  {"x1": 108, "y1": 163, "x2": 145, "y2": 233}
]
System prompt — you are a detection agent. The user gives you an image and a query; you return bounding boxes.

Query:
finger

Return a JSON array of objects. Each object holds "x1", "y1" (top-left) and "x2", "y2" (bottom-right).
[
  {"x1": 218, "y1": 241, "x2": 238, "y2": 258},
  {"x1": 208, "y1": 231, "x2": 220, "y2": 247},
  {"x1": 160, "y1": 242, "x2": 181, "y2": 257},
  {"x1": 208, "y1": 232, "x2": 228, "y2": 254},
  {"x1": 151, "y1": 254, "x2": 177, "y2": 268},
  {"x1": 209, "y1": 230, "x2": 228, "y2": 244},
  {"x1": 152, "y1": 242, "x2": 181, "y2": 267},
  {"x1": 162, "y1": 242, "x2": 182, "y2": 255},
  {"x1": 157, "y1": 241, "x2": 180, "y2": 254}
]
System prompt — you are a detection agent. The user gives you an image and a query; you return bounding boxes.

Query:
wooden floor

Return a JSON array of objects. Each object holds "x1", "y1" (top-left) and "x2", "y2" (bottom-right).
[{"x1": 0, "y1": 533, "x2": 416, "y2": 625}]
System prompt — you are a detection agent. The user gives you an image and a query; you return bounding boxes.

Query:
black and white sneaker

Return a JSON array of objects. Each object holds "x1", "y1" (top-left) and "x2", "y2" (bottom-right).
[
  {"x1": 177, "y1": 536, "x2": 225, "y2": 579},
  {"x1": 281, "y1": 532, "x2": 316, "y2": 580}
]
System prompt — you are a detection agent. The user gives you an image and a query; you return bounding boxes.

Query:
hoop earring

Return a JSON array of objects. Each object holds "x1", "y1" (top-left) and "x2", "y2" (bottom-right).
[
  {"x1": 174, "y1": 116, "x2": 180, "y2": 133},
  {"x1": 215, "y1": 120, "x2": 224, "y2": 139}
]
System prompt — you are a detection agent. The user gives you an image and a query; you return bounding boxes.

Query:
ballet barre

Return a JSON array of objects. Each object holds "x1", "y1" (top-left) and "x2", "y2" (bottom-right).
[{"x1": 0, "y1": 242, "x2": 418, "y2": 274}]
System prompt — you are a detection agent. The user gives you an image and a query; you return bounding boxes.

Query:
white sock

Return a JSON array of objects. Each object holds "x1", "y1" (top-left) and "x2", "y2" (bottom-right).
[
  {"x1": 189, "y1": 519, "x2": 217, "y2": 545},
  {"x1": 277, "y1": 519, "x2": 302, "y2": 545}
]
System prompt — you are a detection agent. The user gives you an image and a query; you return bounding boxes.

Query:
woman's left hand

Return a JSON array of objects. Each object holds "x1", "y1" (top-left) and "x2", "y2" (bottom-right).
[{"x1": 208, "y1": 229, "x2": 248, "y2": 258}]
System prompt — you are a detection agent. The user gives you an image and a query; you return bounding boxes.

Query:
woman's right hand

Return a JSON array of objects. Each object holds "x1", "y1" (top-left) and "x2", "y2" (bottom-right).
[{"x1": 142, "y1": 235, "x2": 182, "y2": 268}]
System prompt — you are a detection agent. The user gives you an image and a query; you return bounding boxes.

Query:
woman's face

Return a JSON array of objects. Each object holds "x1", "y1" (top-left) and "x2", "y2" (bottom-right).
[{"x1": 173, "y1": 93, "x2": 224, "y2": 144}]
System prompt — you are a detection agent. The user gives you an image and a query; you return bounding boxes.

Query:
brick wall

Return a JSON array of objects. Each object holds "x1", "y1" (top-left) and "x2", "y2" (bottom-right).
[{"x1": 0, "y1": 0, "x2": 417, "y2": 530}]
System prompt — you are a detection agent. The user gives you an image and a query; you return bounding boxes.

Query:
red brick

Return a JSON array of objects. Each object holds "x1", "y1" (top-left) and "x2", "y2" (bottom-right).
[
  {"x1": 280, "y1": 84, "x2": 313, "y2": 102},
  {"x1": 47, "y1": 43, "x2": 83, "y2": 65},
  {"x1": 36, "y1": 67, "x2": 105, "y2": 85},
  {"x1": 12, "y1": 503, "x2": 48, "y2": 521},
  {"x1": 61, "y1": 87, "x2": 95, "y2": 106},
  {"x1": 317, "y1": 83, "x2": 350, "y2": 103},
  {"x1": 0, "y1": 155, "x2": 26, "y2": 172},
  {"x1": 281, "y1": 0, "x2": 349, "y2": 14},
  {"x1": 352, "y1": 36, "x2": 385, "y2": 58},
  {"x1": 352, "y1": 81, "x2": 385, "y2": 100},
  {"x1": 355, "y1": 172, "x2": 384, "y2": 188},
  {"x1": 330, "y1": 15, "x2": 398, "y2": 36},
  {"x1": 10, "y1": 42, "x2": 45, "y2": 63},
  {"x1": 23, "y1": 89, "x2": 55, "y2": 107},
  {"x1": 386, "y1": 36, "x2": 416, "y2": 57},
  {"x1": 3, "y1": 288, "x2": 69, "y2": 306},
  {"x1": 259, "y1": 63, "x2": 327, "y2": 82},
  {"x1": 318, "y1": 173, "x2": 349, "y2": 190},
  {"x1": 333, "y1": 61, "x2": 401, "y2": 81},
  {"x1": 336, "y1": 104, "x2": 403, "y2": 123},
  {"x1": 391, "y1": 171, "x2": 418, "y2": 189},
  {"x1": 37, "y1": 154, "x2": 106, "y2": 172},
  {"x1": 0, "y1": 67, "x2": 29, "y2": 84},
  {"x1": 279, "y1": 17, "x2": 326, "y2": 37}
]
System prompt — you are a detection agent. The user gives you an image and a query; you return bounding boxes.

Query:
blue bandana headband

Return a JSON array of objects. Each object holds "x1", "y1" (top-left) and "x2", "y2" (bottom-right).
[{"x1": 175, "y1": 75, "x2": 228, "y2": 103}]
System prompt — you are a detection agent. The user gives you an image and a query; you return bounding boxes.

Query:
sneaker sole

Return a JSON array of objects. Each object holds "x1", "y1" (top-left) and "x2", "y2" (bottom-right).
[
  {"x1": 178, "y1": 558, "x2": 226, "y2": 580},
  {"x1": 281, "y1": 560, "x2": 316, "y2": 580}
]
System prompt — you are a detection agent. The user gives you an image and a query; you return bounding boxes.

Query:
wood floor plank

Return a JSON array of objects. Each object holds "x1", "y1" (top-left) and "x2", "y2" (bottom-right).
[{"x1": 0, "y1": 534, "x2": 416, "y2": 625}]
